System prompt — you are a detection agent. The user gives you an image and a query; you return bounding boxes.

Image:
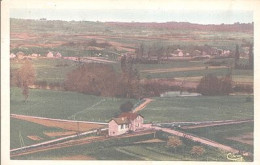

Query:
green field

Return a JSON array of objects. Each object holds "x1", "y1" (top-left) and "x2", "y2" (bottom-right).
[
  {"x1": 11, "y1": 87, "x2": 253, "y2": 123},
  {"x1": 140, "y1": 96, "x2": 253, "y2": 123},
  {"x1": 11, "y1": 87, "x2": 137, "y2": 122},
  {"x1": 12, "y1": 131, "x2": 231, "y2": 161},
  {"x1": 11, "y1": 58, "x2": 78, "y2": 83},
  {"x1": 11, "y1": 118, "x2": 63, "y2": 149},
  {"x1": 11, "y1": 57, "x2": 253, "y2": 84},
  {"x1": 183, "y1": 122, "x2": 254, "y2": 153}
]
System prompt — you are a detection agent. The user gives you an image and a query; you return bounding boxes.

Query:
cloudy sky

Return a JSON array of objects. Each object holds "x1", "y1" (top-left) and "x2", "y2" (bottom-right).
[{"x1": 9, "y1": 0, "x2": 253, "y2": 24}]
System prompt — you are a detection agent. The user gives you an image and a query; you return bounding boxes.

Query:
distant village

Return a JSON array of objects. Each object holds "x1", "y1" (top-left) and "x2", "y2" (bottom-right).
[{"x1": 10, "y1": 44, "x2": 251, "y2": 62}]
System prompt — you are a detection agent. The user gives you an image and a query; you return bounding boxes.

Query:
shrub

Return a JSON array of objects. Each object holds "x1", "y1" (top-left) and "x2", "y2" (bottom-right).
[
  {"x1": 167, "y1": 136, "x2": 183, "y2": 152},
  {"x1": 190, "y1": 146, "x2": 205, "y2": 156},
  {"x1": 120, "y1": 101, "x2": 134, "y2": 112}
]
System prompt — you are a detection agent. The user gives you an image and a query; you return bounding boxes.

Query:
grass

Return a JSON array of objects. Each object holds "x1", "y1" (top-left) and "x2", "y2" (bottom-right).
[
  {"x1": 10, "y1": 87, "x2": 137, "y2": 122},
  {"x1": 11, "y1": 58, "x2": 78, "y2": 83},
  {"x1": 10, "y1": 118, "x2": 62, "y2": 149},
  {"x1": 183, "y1": 122, "x2": 254, "y2": 153},
  {"x1": 140, "y1": 95, "x2": 253, "y2": 123}
]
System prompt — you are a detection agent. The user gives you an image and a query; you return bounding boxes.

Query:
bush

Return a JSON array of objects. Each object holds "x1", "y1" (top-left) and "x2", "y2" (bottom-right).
[
  {"x1": 190, "y1": 146, "x2": 205, "y2": 156},
  {"x1": 120, "y1": 101, "x2": 134, "y2": 112}
]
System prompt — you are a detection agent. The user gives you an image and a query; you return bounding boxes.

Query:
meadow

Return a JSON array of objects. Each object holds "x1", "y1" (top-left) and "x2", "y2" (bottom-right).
[
  {"x1": 183, "y1": 122, "x2": 254, "y2": 153},
  {"x1": 11, "y1": 88, "x2": 253, "y2": 123},
  {"x1": 11, "y1": 58, "x2": 78, "y2": 83},
  {"x1": 140, "y1": 95, "x2": 253, "y2": 123},
  {"x1": 11, "y1": 118, "x2": 63, "y2": 149},
  {"x1": 10, "y1": 87, "x2": 137, "y2": 122}
]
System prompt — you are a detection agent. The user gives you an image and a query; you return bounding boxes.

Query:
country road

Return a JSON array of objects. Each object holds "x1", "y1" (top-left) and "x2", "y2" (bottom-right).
[{"x1": 181, "y1": 119, "x2": 253, "y2": 129}]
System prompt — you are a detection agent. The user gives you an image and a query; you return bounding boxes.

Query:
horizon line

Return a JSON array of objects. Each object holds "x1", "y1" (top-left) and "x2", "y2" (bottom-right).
[{"x1": 10, "y1": 17, "x2": 254, "y2": 26}]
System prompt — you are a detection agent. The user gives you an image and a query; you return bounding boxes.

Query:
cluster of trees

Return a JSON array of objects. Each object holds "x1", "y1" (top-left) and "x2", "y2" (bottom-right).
[
  {"x1": 11, "y1": 60, "x2": 36, "y2": 101},
  {"x1": 64, "y1": 57, "x2": 189, "y2": 98},
  {"x1": 133, "y1": 43, "x2": 174, "y2": 63},
  {"x1": 234, "y1": 44, "x2": 253, "y2": 70},
  {"x1": 64, "y1": 57, "x2": 143, "y2": 98},
  {"x1": 64, "y1": 63, "x2": 120, "y2": 97},
  {"x1": 167, "y1": 136, "x2": 205, "y2": 157},
  {"x1": 197, "y1": 74, "x2": 233, "y2": 96}
]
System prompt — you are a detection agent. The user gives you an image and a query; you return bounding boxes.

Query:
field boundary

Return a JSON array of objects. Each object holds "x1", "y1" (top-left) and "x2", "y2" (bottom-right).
[{"x1": 11, "y1": 114, "x2": 108, "y2": 125}]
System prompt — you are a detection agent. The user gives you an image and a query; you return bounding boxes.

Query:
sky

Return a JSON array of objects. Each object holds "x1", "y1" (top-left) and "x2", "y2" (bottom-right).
[{"x1": 10, "y1": 8, "x2": 253, "y2": 25}]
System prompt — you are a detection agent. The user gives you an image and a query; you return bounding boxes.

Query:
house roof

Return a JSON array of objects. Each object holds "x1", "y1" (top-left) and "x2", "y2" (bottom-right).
[
  {"x1": 118, "y1": 112, "x2": 143, "y2": 120},
  {"x1": 110, "y1": 117, "x2": 130, "y2": 125}
]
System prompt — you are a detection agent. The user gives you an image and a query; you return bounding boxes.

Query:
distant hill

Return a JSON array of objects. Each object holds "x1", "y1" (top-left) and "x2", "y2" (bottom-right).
[{"x1": 105, "y1": 22, "x2": 253, "y2": 32}]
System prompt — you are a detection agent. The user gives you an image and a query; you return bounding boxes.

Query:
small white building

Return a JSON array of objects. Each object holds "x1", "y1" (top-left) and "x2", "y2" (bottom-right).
[
  {"x1": 10, "y1": 53, "x2": 16, "y2": 59},
  {"x1": 55, "y1": 52, "x2": 62, "y2": 58},
  {"x1": 46, "y1": 52, "x2": 54, "y2": 58},
  {"x1": 31, "y1": 53, "x2": 39, "y2": 57}
]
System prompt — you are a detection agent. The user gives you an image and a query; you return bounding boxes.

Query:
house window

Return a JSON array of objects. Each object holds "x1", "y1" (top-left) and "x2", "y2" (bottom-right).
[{"x1": 121, "y1": 125, "x2": 124, "y2": 129}]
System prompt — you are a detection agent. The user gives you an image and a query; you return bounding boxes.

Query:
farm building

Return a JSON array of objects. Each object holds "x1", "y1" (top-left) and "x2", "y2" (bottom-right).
[
  {"x1": 108, "y1": 113, "x2": 144, "y2": 136},
  {"x1": 31, "y1": 53, "x2": 39, "y2": 57},
  {"x1": 46, "y1": 52, "x2": 54, "y2": 58},
  {"x1": 55, "y1": 52, "x2": 62, "y2": 58},
  {"x1": 173, "y1": 49, "x2": 184, "y2": 57},
  {"x1": 10, "y1": 53, "x2": 16, "y2": 59}
]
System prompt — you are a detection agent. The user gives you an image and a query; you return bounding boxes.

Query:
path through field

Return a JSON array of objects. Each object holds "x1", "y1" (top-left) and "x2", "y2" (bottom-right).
[
  {"x1": 133, "y1": 98, "x2": 154, "y2": 113},
  {"x1": 141, "y1": 66, "x2": 228, "y2": 74},
  {"x1": 181, "y1": 119, "x2": 253, "y2": 129}
]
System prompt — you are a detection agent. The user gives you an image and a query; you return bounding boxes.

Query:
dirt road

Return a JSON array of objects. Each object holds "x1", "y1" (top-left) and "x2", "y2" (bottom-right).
[
  {"x1": 132, "y1": 98, "x2": 154, "y2": 113},
  {"x1": 181, "y1": 119, "x2": 253, "y2": 129},
  {"x1": 141, "y1": 66, "x2": 228, "y2": 74}
]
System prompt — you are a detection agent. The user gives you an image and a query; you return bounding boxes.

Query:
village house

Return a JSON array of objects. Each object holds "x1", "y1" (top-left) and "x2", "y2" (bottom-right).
[
  {"x1": 172, "y1": 49, "x2": 184, "y2": 57},
  {"x1": 55, "y1": 52, "x2": 62, "y2": 58},
  {"x1": 31, "y1": 53, "x2": 39, "y2": 57},
  {"x1": 10, "y1": 53, "x2": 16, "y2": 59},
  {"x1": 108, "y1": 112, "x2": 144, "y2": 136},
  {"x1": 46, "y1": 51, "x2": 54, "y2": 58}
]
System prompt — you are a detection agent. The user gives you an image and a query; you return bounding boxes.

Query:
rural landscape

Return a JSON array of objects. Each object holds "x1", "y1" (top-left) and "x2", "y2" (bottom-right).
[{"x1": 9, "y1": 11, "x2": 254, "y2": 161}]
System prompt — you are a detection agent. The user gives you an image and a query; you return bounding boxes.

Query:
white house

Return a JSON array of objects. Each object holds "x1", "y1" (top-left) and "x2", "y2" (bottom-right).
[{"x1": 46, "y1": 52, "x2": 54, "y2": 58}]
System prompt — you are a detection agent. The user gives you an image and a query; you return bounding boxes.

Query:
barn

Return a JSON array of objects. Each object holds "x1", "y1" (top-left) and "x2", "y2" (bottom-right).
[{"x1": 108, "y1": 113, "x2": 144, "y2": 136}]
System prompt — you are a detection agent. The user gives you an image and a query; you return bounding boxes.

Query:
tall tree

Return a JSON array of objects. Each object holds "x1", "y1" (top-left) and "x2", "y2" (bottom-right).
[
  {"x1": 14, "y1": 60, "x2": 36, "y2": 101},
  {"x1": 248, "y1": 44, "x2": 253, "y2": 69},
  {"x1": 234, "y1": 44, "x2": 240, "y2": 68},
  {"x1": 135, "y1": 43, "x2": 145, "y2": 59},
  {"x1": 120, "y1": 55, "x2": 127, "y2": 73}
]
